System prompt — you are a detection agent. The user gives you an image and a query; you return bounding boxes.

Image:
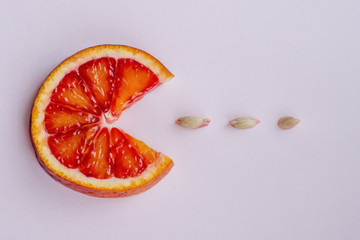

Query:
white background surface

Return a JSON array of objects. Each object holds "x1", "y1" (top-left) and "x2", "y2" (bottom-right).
[{"x1": 1, "y1": 0, "x2": 360, "y2": 239}]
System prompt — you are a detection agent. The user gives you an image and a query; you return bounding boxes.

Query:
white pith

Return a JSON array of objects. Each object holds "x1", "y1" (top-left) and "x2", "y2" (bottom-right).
[{"x1": 31, "y1": 45, "x2": 173, "y2": 191}]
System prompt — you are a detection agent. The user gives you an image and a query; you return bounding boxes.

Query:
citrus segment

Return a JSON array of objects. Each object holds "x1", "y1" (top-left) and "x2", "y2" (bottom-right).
[
  {"x1": 50, "y1": 71, "x2": 100, "y2": 115},
  {"x1": 78, "y1": 57, "x2": 116, "y2": 113},
  {"x1": 110, "y1": 59, "x2": 160, "y2": 118},
  {"x1": 44, "y1": 103, "x2": 99, "y2": 134},
  {"x1": 125, "y1": 133, "x2": 159, "y2": 166},
  {"x1": 110, "y1": 128, "x2": 147, "y2": 178},
  {"x1": 79, "y1": 128, "x2": 113, "y2": 179},
  {"x1": 47, "y1": 125, "x2": 99, "y2": 168}
]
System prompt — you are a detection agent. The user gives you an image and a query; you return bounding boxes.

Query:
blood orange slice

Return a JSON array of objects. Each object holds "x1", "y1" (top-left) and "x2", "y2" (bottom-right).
[{"x1": 31, "y1": 45, "x2": 174, "y2": 197}]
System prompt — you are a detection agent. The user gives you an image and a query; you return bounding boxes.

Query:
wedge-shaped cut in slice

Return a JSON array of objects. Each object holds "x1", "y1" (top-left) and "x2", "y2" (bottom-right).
[
  {"x1": 48, "y1": 126, "x2": 99, "y2": 168},
  {"x1": 78, "y1": 57, "x2": 116, "y2": 113},
  {"x1": 110, "y1": 59, "x2": 160, "y2": 119},
  {"x1": 79, "y1": 128, "x2": 113, "y2": 179},
  {"x1": 44, "y1": 103, "x2": 99, "y2": 134},
  {"x1": 50, "y1": 71, "x2": 100, "y2": 115},
  {"x1": 110, "y1": 128, "x2": 147, "y2": 178}
]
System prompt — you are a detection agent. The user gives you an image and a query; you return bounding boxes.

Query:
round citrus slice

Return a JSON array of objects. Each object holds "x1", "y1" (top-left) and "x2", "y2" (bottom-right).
[{"x1": 31, "y1": 45, "x2": 174, "y2": 197}]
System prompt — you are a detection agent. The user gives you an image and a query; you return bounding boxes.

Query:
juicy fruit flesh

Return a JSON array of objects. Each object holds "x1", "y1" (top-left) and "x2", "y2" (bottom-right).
[
  {"x1": 110, "y1": 128, "x2": 147, "y2": 178},
  {"x1": 45, "y1": 103, "x2": 99, "y2": 134},
  {"x1": 78, "y1": 57, "x2": 115, "y2": 113},
  {"x1": 110, "y1": 59, "x2": 160, "y2": 119},
  {"x1": 44, "y1": 57, "x2": 161, "y2": 179}
]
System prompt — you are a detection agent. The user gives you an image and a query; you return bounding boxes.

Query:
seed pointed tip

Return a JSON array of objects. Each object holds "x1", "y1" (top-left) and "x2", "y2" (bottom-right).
[
  {"x1": 201, "y1": 118, "x2": 210, "y2": 127},
  {"x1": 253, "y1": 118, "x2": 261, "y2": 124}
]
